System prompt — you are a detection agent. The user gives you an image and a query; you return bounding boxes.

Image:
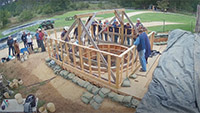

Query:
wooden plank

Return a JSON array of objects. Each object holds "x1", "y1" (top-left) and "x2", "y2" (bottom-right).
[
  {"x1": 54, "y1": 38, "x2": 119, "y2": 57},
  {"x1": 54, "y1": 30, "x2": 58, "y2": 39},
  {"x1": 59, "y1": 41, "x2": 64, "y2": 65},
  {"x1": 116, "y1": 57, "x2": 120, "y2": 88},
  {"x1": 65, "y1": 43, "x2": 70, "y2": 64},
  {"x1": 126, "y1": 51, "x2": 130, "y2": 77},
  {"x1": 131, "y1": 47, "x2": 136, "y2": 72},
  {"x1": 108, "y1": 55, "x2": 111, "y2": 84},
  {"x1": 72, "y1": 45, "x2": 76, "y2": 67},
  {"x1": 79, "y1": 47, "x2": 84, "y2": 71},
  {"x1": 79, "y1": 20, "x2": 116, "y2": 82},
  {"x1": 64, "y1": 19, "x2": 77, "y2": 41},
  {"x1": 97, "y1": 52, "x2": 101, "y2": 78},
  {"x1": 78, "y1": 19, "x2": 82, "y2": 45},
  {"x1": 50, "y1": 39, "x2": 53, "y2": 57},
  {"x1": 120, "y1": 56, "x2": 124, "y2": 83},
  {"x1": 119, "y1": 45, "x2": 136, "y2": 57},
  {"x1": 47, "y1": 38, "x2": 51, "y2": 57},
  {"x1": 87, "y1": 49, "x2": 92, "y2": 74},
  {"x1": 74, "y1": 9, "x2": 125, "y2": 19},
  {"x1": 112, "y1": 27, "x2": 115, "y2": 42},
  {"x1": 55, "y1": 40, "x2": 59, "y2": 60}
]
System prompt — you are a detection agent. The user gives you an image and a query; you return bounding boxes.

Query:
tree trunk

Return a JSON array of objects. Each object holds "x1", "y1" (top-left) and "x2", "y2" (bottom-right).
[{"x1": 195, "y1": 5, "x2": 200, "y2": 32}]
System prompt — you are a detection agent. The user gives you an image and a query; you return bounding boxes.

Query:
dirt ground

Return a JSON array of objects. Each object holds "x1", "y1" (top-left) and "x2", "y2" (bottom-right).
[{"x1": 0, "y1": 52, "x2": 135, "y2": 113}]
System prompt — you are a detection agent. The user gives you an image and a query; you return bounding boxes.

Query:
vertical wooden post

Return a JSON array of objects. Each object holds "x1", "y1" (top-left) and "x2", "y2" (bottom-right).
[
  {"x1": 112, "y1": 27, "x2": 115, "y2": 42},
  {"x1": 55, "y1": 40, "x2": 59, "y2": 59},
  {"x1": 150, "y1": 32, "x2": 155, "y2": 50},
  {"x1": 132, "y1": 28, "x2": 135, "y2": 45},
  {"x1": 116, "y1": 57, "x2": 120, "y2": 88},
  {"x1": 59, "y1": 41, "x2": 64, "y2": 65},
  {"x1": 47, "y1": 39, "x2": 51, "y2": 57},
  {"x1": 126, "y1": 52, "x2": 130, "y2": 77},
  {"x1": 120, "y1": 56, "x2": 124, "y2": 83},
  {"x1": 78, "y1": 19, "x2": 82, "y2": 45},
  {"x1": 79, "y1": 47, "x2": 84, "y2": 71},
  {"x1": 54, "y1": 30, "x2": 58, "y2": 39},
  {"x1": 65, "y1": 43, "x2": 70, "y2": 64},
  {"x1": 125, "y1": 29, "x2": 127, "y2": 45},
  {"x1": 97, "y1": 52, "x2": 101, "y2": 78},
  {"x1": 72, "y1": 45, "x2": 76, "y2": 67},
  {"x1": 121, "y1": 13, "x2": 124, "y2": 44},
  {"x1": 131, "y1": 47, "x2": 135, "y2": 72},
  {"x1": 108, "y1": 55, "x2": 111, "y2": 84},
  {"x1": 87, "y1": 49, "x2": 92, "y2": 74},
  {"x1": 50, "y1": 39, "x2": 53, "y2": 58}
]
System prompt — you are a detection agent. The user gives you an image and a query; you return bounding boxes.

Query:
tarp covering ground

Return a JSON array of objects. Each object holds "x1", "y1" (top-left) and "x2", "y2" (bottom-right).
[{"x1": 136, "y1": 29, "x2": 200, "y2": 113}]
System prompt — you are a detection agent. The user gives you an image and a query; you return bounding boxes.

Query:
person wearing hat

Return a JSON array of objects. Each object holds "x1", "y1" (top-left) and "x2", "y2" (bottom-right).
[
  {"x1": 21, "y1": 31, "x2": 27, "y2": 48},
  {"x1": 133, "y1": 29, "x2": 147, "y2": 72},
  {"x1": 13, "y1": 38, "x2": 20, "y2": 60},
  {"x1": 136, "y1": 18, "x2": 143, "y2": 28},
  {"x1": 61, "y1": 26, "x2": 68, "y2": 41},
  {"x1": 38, "y1": 28, "x2": 46, "y2": 52},
  {"x1": 7, "y1": 35, "x2": 15, "y2": 56}
]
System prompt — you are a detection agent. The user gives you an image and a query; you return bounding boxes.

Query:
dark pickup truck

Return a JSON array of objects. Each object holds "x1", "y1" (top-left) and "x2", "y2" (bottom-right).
[{"x1": 39, "y1": 20, "x2": 54, "y2": 30}]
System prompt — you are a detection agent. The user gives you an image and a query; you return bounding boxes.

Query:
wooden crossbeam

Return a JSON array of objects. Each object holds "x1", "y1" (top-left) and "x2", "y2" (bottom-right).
[
  {"x1": 123, "y1": 11, "x2": 137, "y2": 33},
  {"x1": 79, "y1": 19, "x2": 116, "y2": 82},
  {"x1": 74, "y1": 9, "x2": 125, "y2": 19},
  {"x1": 64, "y1": 19, "x2": 78, "y2": 41},
  {"x1": 80, "y1": 13, "x2": 96, "y2": 43}
]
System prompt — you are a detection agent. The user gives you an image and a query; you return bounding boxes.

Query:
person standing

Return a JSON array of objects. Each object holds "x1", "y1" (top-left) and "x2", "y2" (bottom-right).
[
  {"x1": 21, "y1": 32, "x2": 27, "y2": 48},
  {"x1": 35, "y1": 29, "x2": 40, "y2": 48},
  {"x1": 113, "y1": 21, "x2": 120, "y2": 43},
  {"x1": 143, "y1": 32, "x2": 151, "y2": 63},
  {"x1": 134, "y1": 29, "x2": 146, "y2": 72},
  {"x1": 38, "y1": 28, "x2": 46, "y2": 52},
  {"x1": 13, "y1": 38, "x2": 20, "y2": 60},
  {"x1": 124, "y1": 23, "x2": 132, "y2": 45},
  {"x1": 27, "y1": 33, "x2": 33, "y2": 50},
  {"x1": 61, "y1": 26, "x2": 68, "y2": 41},
  {"x1": 103, "y1": 21, "x2": 108, "y2": 41},
  {"x1": 98, "y1": 20, "x2": 103, "y2": 40},
  {"x1": 136, "y1": 18, "x2": 143, "y2": 28},
  {"x1": 7, "y1": 35, "x2": 15, "y2": 56}
]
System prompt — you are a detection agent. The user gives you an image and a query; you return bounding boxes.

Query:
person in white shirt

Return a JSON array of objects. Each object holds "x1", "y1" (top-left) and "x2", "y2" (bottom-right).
[{"x1": 27, "y1": 32, "x2": 33, "y2": 50}]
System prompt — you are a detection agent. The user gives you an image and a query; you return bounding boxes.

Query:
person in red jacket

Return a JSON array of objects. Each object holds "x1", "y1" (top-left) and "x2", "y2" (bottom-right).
[{"x1": 38, "y1": 28, "x2": 46, "y2": 52}]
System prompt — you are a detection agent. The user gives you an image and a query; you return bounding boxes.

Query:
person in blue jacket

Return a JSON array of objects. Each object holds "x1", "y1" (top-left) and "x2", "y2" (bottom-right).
[
  {"x1": 143, "y1": 32, "x2": 151, "y2": 63},
  {"x1": 134, "y1": 29, "x2": 146, "y2": 72}
]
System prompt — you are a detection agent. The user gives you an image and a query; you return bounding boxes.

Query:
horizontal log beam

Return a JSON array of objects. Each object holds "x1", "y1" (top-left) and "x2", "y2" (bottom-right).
[{"x1": 74, "y1": 9, "x2": 125, "y2": 19}]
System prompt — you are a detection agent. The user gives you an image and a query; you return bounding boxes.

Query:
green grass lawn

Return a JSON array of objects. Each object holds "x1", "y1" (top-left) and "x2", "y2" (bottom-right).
[
  {"x1": 126, "y1": 12, "x2": 196, "y2": 32},
  {"x1": 0, "y1": 10, "x2": 196, "y2": 39}
]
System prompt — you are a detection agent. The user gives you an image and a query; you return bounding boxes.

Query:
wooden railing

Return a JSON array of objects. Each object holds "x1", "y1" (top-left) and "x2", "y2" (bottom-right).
[{"x1": 47, "y1": 38, "x2": 139, "y2": 89}]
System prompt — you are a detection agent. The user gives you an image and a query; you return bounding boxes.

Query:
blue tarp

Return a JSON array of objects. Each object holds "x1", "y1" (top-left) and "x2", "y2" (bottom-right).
[{"x1": 136, "y1": 29, "x2": 200, "y2": 113}]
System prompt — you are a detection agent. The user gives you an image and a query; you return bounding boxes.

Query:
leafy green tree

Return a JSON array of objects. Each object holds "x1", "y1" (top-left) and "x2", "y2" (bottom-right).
[
  {"x1": 157, "y1": 0, "x2": 169, "y2": 11},
  {"x1": 19, "y1": 10, "x2": 34, "y2": 22},
  {"x1": 0, "y1": 10, "x2": 10, "y2": 27}
]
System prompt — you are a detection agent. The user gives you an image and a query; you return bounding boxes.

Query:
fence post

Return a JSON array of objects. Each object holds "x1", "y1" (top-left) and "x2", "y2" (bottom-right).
[{"x1": 116, "y1": 57, "x2": 120, "y2": 88}]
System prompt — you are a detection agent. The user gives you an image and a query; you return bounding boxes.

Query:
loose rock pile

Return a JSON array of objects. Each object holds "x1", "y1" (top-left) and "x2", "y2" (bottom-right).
[{"x1": 46, "y1": 58, "x2": 140, "y2": 110}]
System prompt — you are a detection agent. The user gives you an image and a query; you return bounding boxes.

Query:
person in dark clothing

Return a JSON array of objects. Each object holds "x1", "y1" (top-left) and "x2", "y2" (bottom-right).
[
  {"x1": 73, "y1": 27, "x2": 78, "y2": 40},
  {"x1": 21, "y1": 32, "x2": 27, "y2": 48},
  {"x1": 134, "y1": 29, "x2": 146, "y2": 72},
  {"x1": 38, "y1": 29, "x2": 46, "y2": 52},
  {"x1": 92, "y1": 21, "x2": 97, "y2": 37},
  {"x1": 7, "y1": 35, "x2": 15, "y2": 56},
  {"x1": 61, "y1": 26, "x2": 68, "y2": 41},
  {"x1": 113, "y1": 21, "x2": 120, "y2": 43},
  {"x1": 124, "y1": 23, "x2": 132, "y2": 45},
  {"x1": 35, "y1": 29, "x2": 40, "y2": 48},
  {"x1": 143, "y1": 32, "x2": 151, "y2": 63},
  {"x1": 98, "y1": 20, "x2": 103, "y2": 40}
]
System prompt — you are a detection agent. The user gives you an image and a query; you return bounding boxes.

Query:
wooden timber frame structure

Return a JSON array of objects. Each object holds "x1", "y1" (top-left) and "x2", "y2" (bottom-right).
[{"x1": 46, "y1": 9, "x2": 155, "y2": 94}]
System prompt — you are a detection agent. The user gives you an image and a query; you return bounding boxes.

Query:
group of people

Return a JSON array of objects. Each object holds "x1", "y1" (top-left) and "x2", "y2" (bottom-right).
[{"x1": 7, "y1": 28, "x2": 47, "y2": 60}]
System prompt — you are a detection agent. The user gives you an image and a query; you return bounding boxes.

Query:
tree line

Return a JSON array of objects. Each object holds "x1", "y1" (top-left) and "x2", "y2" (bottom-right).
[{"x1": 0, "y1": 0, "x2": 199, "y2": 28}]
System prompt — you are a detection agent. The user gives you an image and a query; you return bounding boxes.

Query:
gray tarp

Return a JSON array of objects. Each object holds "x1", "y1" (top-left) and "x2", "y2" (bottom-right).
[{"x1": 136, "y1": 29, "x2": 200, "y2": 113}]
